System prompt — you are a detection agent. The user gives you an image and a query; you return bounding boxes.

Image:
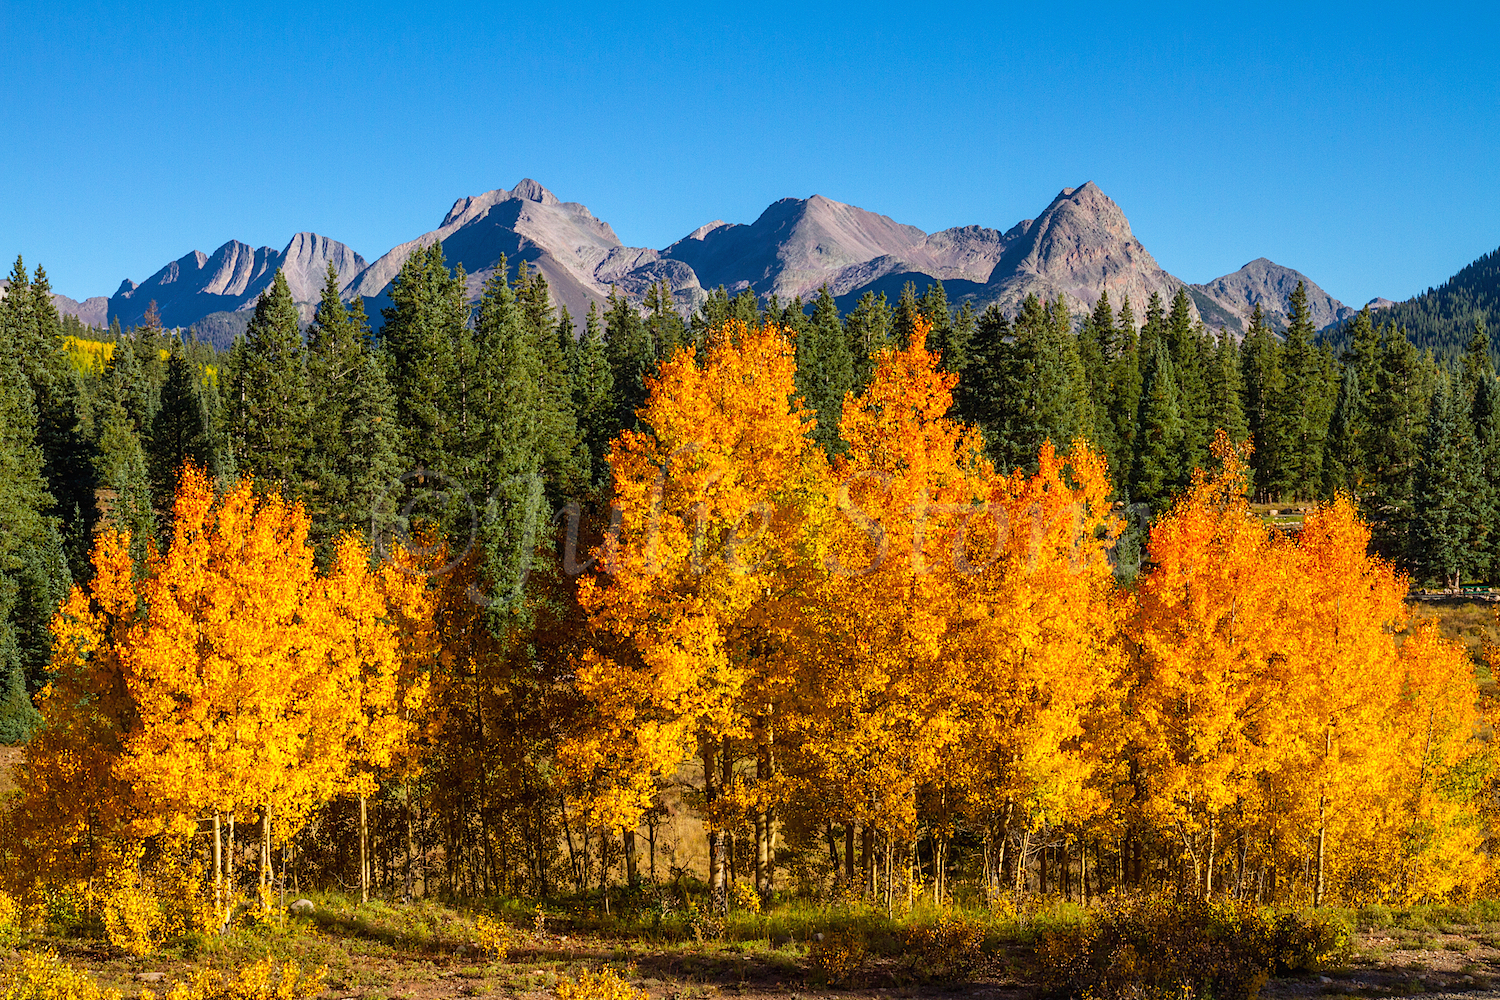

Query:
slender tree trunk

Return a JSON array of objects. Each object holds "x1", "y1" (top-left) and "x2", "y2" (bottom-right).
[
  {"x1": 844, "y1": 823, "x2": 855, "y2": 883},
  {"x1": 1206, "y1": 815, "x2": 1216, "y2": 899},
  {"x1": 259, "y1": 804, "x2": 271, "y2": 904},
  {"x1": 561, "y1": 795, "x2": 578, "y2": 891},
  {"x1": 1316, "y1": 726, "x2": 1331, "y2": 907},
  {"x1": 702, "y1": 738, "x2": 726, "y2": 914},
  {"x1": 861, "y1": 824, "x2": 875, "y2": 896},
  {"x1": 360, "y1": 795, "x2": 370, "y2": 904},
  {"x1": 623, "y1": 828, "x2": 639, "y2": 888},
  {"x1": 213, "y1": 812, "x2": 223, "y2": 927}
]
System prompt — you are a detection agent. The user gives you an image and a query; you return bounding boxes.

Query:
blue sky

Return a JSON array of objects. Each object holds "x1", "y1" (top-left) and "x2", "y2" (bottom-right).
[{"x1": 3, "y1": 2, "x2": 1498, "y2": 308}]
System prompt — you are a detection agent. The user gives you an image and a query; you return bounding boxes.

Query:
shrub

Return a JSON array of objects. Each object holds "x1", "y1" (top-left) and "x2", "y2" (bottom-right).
[
  {"x1": 1037, "y1": 898, "x2": 1349, "y2": 1000},
  {"x1": 807, "y1": 930, "x2": 867, "y2": 986},
  {"x1": 554, "y1": 968, "x2": 650, "y2": 1000},
  {"x1": 906, "y1": 913, "x2": 987, "y2": 980},
  {"x1": 0, "y1": 950, "x2": 122, "y2": 1000},
  {"x1": 729, "y1": 880, "x2": 761, "y2": 914},
  {"x1": 473, "y1": 913, "x2": 520, "y2": 960},
  {"x1": 139, "y1": 958, "x2": 325, "y2": 1000},
  {"x1": 0, "y1": 891, "x2": 19, "y2": 946}
]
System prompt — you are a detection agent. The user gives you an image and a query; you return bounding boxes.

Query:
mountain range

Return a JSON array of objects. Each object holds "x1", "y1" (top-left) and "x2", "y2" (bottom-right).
[{"x1": 39, "y1": 179, "x2": 1398, "y2": 347}]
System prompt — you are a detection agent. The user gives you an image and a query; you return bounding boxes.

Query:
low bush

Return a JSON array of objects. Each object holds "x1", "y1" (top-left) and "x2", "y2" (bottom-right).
[
  {"x1": 807, "y1": 929, "x2": 868, "y2": 985},
  {"x1": 554, "y1": 968, "x2": 650, "y2": 1000},
  {"x1": 905, "y1": 913, "x2": 987, "y2": 980},
  {"x1": 0, "y1": 951, "x2": 121, "y2": 1000},
  {"x1": 1037, "y1": 898, "x2": 1349, "y2": 1000}
]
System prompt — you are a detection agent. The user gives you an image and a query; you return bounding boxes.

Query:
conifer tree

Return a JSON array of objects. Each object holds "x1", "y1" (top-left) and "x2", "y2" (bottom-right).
[
  {"x1": 1367, "y1": 322, "x2": 1429, "y2": 566},
  {"x1": 1323, "y1": 365, "x2": 1368, "y2": 497},
  {"x1": 228, "y1": 269, "x2": 309, "y2": 492},
  {"x1": 1471, "y1": 371, "x2": 1500, "y2": 580},
  {"x1": 916, "y1": 281, "x2": 953, "y2": 358},
  {"x1": 1078, "y1": 291, "x2": 1117, "y2": 463},
  {"x1": 1108, "y1": 297, "x2": 1142, "y2": 493},
  {"x1": 1166, "y1": 289, "x2": 1210, "y2": 477},
  {"x1": 1207, "y1": 329, "x2": 1248, "y2": 445},
  {"x1": 844, "y1": 290, "x2": 892, "y2": 388},
  {"x1": 795, "y1": 287, "x2": 855, "y2": 454},
  {"x1": 1413, "y1": 376, "x2": 1486, "y2": 589},
  {"x1": 1274, "y1": 282, "x2": 1332, "y2": 499},
  {"x1": 1130, "y1": 339, "x2": 1183, "y2": 508},
  {"x1": 643, "y1": 280, "x2": 688, "y2": 361},
  {"x1": 572, "y1": 302, "x2": 614, "y2": 484},
  {"x1": 381, "y1": 243, "x2": 461, "y2": 473},
  {"x1": 148, "y1": 341, "x2": 217, "y2": 512},
  {"x1": 341, "y1": 351, "x2": 402, "y2": 547},
  {"x1": 1241, "y1": 305, "x2": 1286, "y2": 499},
  {"x1": 945, "y1": 301, "x2": 977, "y2": 377},
  {"x1": 517, "y1": 263, "x2": 586, "y2": 493},
  {"x1": 604, "y1": 286, "x2": 654, "y2": 435}
]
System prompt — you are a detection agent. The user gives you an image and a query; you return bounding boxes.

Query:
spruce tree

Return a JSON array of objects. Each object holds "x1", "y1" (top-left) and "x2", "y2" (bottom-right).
[
  {"x1": 572, "y1": 302, "x2": 615, "y2": 484},
  {"x1": 1413, "y1": 376, "x2": 1486, "y2": 589},
  {"x1": 1241, "y1": 305, "x2": 1287, "y2": 499},
  {"x1": 1166, "y1": 289, "x2": 1210, "y2": 478},
  {"x1": 795, "y1": 287, "x2": 855, "y2": 454},
  {"x1": 1471, "y1": 371, "x2": 1500, "y2": 580},
  {"x1": 381, "y1": 243, "x2": 461, "y2": 473},
  {"x1": 1107, "y1": 297, "x2": 1141, "y2": 494},
  {"x1": 917, "y1": 281, "x2": 954, "y2": 359},
  {"x1": 148, "y1": 340, "x2": 217, "y2": 510},
  {"x1": 342, "y1": 351, "x2": 402, "y2": 549},
  {"x1": 1130, "y1": 339, "x2": 1183, "y2": 509},
  {"x1": 1207, "y1": 329, "x2": 1248, "y2": 445},
  {"x1": 604, "y1": 286, "x2": 655, "y2": 435},
  {"x1": 228, "y1": 269, "x2": 309, "y2": 492},
  {"x1": 1078, "y1": 291, "x2": 1117, "y2": 464},
  {"x1": 1322, "y1": 365, "x2": 1368, "y2": 497},
  {"x1": 844, "y1": 290, "x2": 892, "y2": 388},
  {"x1": 1367, "y1": 322, "x2": 1428, "y2": 566}
]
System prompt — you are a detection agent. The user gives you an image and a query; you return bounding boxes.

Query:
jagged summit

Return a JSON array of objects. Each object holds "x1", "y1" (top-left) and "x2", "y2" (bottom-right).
[
  {"x1": 109, "y1": 234, "x2": 367, "y2": 330},
  {"x1": 1189, "y1": 258, "x2": 1354, "y2": 333},
  {"x1": 91, "y1": 177, "x2": 1377, "y2": 345}
]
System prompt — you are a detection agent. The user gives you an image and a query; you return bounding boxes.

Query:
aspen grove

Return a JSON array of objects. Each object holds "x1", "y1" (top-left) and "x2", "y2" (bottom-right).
[{"x1": 0, "y1": 265, "x2": 1494, "y2": 941}]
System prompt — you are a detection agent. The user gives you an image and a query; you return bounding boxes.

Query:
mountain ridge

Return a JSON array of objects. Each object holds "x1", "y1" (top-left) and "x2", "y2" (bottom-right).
[{"x1": 67, "y1": 179, "x2": 1379, "y2": 347}]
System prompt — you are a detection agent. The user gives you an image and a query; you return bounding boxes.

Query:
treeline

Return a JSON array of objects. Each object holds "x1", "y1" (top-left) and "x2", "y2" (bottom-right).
[
  {"x1": 1321, "y1": 246, "x2": 1500, "y2": 362},
  {"x1": 0, "y1": 248, "x2": 1491, "y2": 927}
]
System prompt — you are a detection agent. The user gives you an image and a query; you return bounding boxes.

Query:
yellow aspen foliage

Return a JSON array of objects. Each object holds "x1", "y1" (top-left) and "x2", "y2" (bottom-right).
[
  {"x1": 1, "y1": 466, "x2": 429, "y2": 912},
  {"x1": 1129, "y1": 436, "x2": 1296, "y2": 890},
  {"x1": 563, "y1": 320, "x2": 823, "y2": 836},
  {"x1": 958, "y1": 439, "x2": 1127, "y2": 838}
]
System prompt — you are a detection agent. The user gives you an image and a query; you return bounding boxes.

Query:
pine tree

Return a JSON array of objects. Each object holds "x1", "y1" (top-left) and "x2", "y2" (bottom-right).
[
  {"x1": 604, "y1": 286, "x2": 655, "y2": 436},
  {"x1": 1471, "y1": 371, "x2": 1500, "y2": 580},
  {"x1": 1413, "y1": 376, "x2": 1487, "y2": 589},
  {"x1": 1130, "y1": 338, "x2": 1183, "y2": 508},
  {"x1": 1275, "y1": 282, "x2": 1332, "y2": 499},
  {"x1": 1241, "y1": 305, "x2": 1286, "y2": 499},
  {"x1": 844, "y1": 291, "x2": 892, "y2": 388},
  {"x1": 1108, "y1": 297, "x2": 1141, "y2": 494},
  {"x1": 228, "y1": 269, "x2": 309, "y2": 492},
  {"x1": 1207, "y1": 329, "x2": 1248, "y2": 445},
  {"x1": 148, "y1": 340, "x2": 217, "y2": 512},
  {"x1": 917, "y1": 281, "x2": 954, "y2": 360},
  {"x1": 795, "y1": 287, "x2": 855, "y2": 454},
  {"x1": 342, "y1": 351, "x2": 403, "y2": 548},
  {"x1": 1078, "y1": 291, "x2": 1117, "y2": 465},
  {"x1": 517, "y1": 263, "x2": 586, "y2": 493},
  {"x1": 1367, "y1": 322, "x2": 1429, "y2": 567},
  {"x1": 303, "y1": 261, "x2": 366, "y2": 552},
  {"x1": 381, "y1": 242, "x2": 461, "y2": 473},
  {"x1": 572, "y1": 302, "x2": 615, "y2": 484},
  {"x1": 1166, "y1": 289, "x2": 1210, "y2": 478},
  {"x1": 1323, "y1": 365, "x2": 1368, "y2": 497}
]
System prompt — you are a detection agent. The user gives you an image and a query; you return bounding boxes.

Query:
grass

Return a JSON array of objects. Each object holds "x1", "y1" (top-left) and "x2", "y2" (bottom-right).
[{"x1": 10, "y1": 893, "x2": 1500, "y2": 1000}]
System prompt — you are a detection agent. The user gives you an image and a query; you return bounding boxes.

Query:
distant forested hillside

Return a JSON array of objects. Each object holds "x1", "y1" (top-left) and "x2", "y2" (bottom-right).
[{"x1": 1322, "y1": 246, "x2": 1500, "y2": 361}]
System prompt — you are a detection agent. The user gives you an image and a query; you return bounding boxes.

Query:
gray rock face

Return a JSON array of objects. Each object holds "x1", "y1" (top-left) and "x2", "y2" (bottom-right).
[
  {"x1": 1190, "y1": 258, "x2": 1354, "y2": 334},
  {"x1": 109, "y1": 234, "x2": 367, "y2": 331},
  {"x1": 976, "y1": 183, "x2": 1192, "y2": 319},
  {"x1": 0, "y1": 281, "x2": 107, "y2": 327},
  {"x1": 661, "y1": 194, "x2": 927, "y2": 302},
  {"x1": 86, "y1": 176, "x2": 1370, "y2": 343},
  {"x1": 346, "y1": 178, "x2": 703, "y2": 326}
]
